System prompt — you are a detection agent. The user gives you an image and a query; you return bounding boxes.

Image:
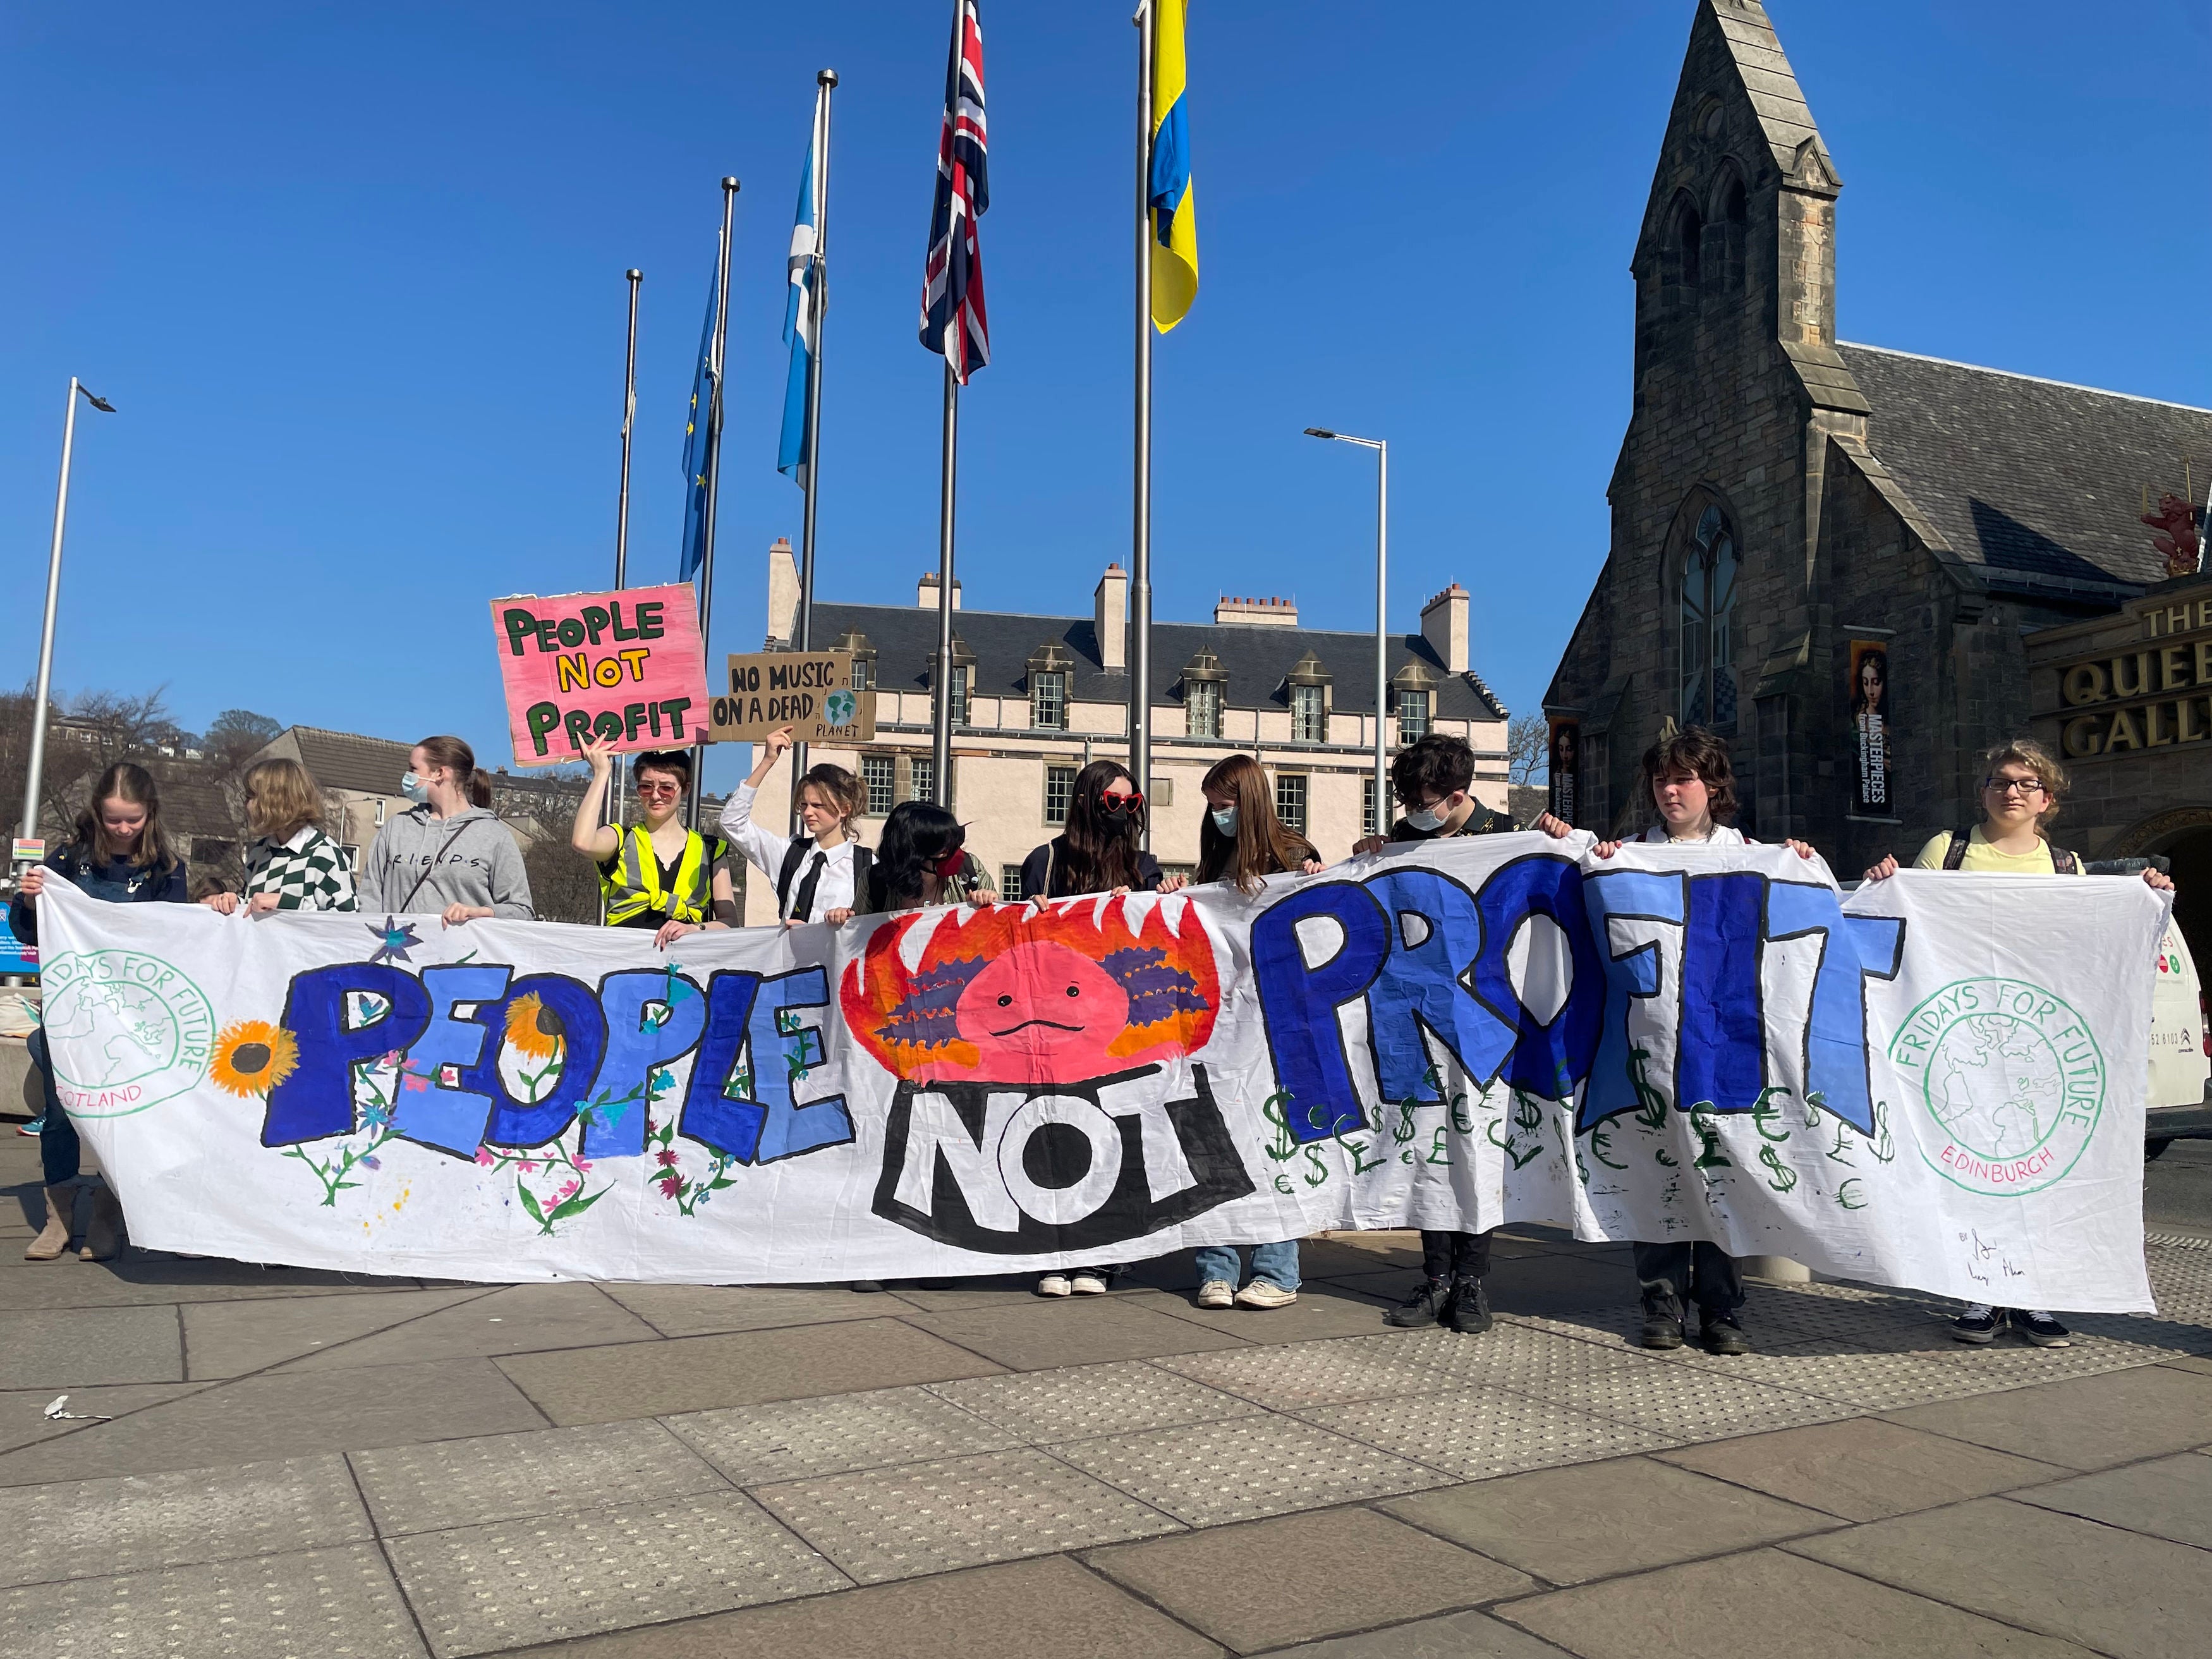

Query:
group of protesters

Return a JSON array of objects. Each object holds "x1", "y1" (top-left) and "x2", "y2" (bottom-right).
[{"x1": 9, "y1": 719, "x2": 2168, "y2": 1359}]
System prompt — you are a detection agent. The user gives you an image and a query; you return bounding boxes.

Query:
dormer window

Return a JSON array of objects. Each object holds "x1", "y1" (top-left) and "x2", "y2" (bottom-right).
[
  {"x1": 1182, "y1": 647, "x2": 1226, "y2": 739},
  {"x1": 933, "y1": 632, "x2": 976, "y2": 727},
  {"x1": 831, "y1": 628, "x2": 878, "y2": 693},
  {"x1": 1391, "y1": 660, "x2": 1437, "y2": 745},
  {"x1": 1286, "y1": 648, "x2": 1333, "y2": 743},
  {"x1": 1028, "y1": 640, "x2": 1074, "y2": 731}
]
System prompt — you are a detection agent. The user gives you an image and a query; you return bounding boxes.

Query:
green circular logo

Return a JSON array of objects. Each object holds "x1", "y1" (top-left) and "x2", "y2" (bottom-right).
[
  {"x1": 38, "y1": 949, "x2": 216, "y2": 1117},
  {"x1": 1887, "y1": 976, "x2": 2105, "y2": 1196}
]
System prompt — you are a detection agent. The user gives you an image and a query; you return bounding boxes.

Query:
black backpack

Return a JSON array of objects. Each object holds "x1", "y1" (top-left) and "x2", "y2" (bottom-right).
[
  {"x1": 1942, "y1": 828, "x2": 2079, "y2": 875},
  {"x1": 775, "y1": 839, "x2": 872, "y2": 920}
]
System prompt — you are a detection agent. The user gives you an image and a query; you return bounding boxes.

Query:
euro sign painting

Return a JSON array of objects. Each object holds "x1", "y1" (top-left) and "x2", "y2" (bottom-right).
[{"x1": 38, "y1": 836, "x2": 2166, "y2": 1311}]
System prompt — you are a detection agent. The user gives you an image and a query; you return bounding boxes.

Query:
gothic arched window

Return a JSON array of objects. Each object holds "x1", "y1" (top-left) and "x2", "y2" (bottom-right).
[{"x1": 1679, "y1": 504, "x2": 1739, "y2": 729}]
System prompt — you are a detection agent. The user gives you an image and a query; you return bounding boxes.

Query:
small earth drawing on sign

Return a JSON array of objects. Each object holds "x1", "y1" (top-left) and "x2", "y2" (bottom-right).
[
  {"x1": 825, "y1": 689, "x2": 856, "y2": 727},
  {"x1": 44, "y1": 976, "x2": 179, "y2": 1088},
  {"x1": 1926, "y1": 1014, "x2": 2064, "y2": 1161}
]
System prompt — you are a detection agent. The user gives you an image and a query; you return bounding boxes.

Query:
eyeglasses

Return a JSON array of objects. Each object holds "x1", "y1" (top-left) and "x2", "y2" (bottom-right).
[
  {"x1": 1983, "y1": 777, "x2": 2047, "y2": 798},
  {"x1": 1097, "y1": 792, "x2": 1145, "y2": 815},
  {"x1": 635, "y1": 782, "x2": 681, "y2": 798}
]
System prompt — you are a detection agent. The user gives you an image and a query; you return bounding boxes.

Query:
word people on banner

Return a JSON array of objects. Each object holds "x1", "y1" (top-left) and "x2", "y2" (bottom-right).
[{"x1": 492, "y1": 585, "x2": 708, "y2": 764}]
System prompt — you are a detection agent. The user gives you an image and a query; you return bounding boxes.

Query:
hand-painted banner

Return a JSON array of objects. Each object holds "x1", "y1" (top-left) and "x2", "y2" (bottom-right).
[
  {"x1": 39, "y1": 836, "x2": 2165, "y2": 1309},
  {"x1": 490, "y1": 584, "x2": 707, "y2": 766}
]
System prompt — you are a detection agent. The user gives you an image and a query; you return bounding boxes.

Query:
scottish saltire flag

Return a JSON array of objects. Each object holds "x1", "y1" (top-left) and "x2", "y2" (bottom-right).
[
  {"x1": 1148, "y1": 0, "x2": 1198, "y2": 331},
  {"x1": 778, "y1": 90, "x2": 826, "y2": 487},
  {"x1": 679, "y1": 269, "x2": 719, "y2": 579},
  {"x1": 920, "y1": 0, "x2": 989, "y2": 382}
]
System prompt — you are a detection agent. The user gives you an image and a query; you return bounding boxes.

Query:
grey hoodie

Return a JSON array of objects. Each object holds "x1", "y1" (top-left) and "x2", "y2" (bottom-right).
[{"x1": 358, "y1": 806, "x2": 534, "y2": 918}]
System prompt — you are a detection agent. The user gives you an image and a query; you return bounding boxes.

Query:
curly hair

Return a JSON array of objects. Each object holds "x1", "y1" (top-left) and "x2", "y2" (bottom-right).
[
  {"x1": 1638, "y1": 726, "x2": 1739, "y2": 827},
  {"x1": 1979, "y1": 738, "x2": 2066, "y2": 828}
]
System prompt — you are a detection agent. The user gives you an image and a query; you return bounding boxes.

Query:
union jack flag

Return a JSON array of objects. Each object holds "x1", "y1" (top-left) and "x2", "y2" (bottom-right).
[{"x1": 920, "y1": 0, "x2": 989, "y2": 382}]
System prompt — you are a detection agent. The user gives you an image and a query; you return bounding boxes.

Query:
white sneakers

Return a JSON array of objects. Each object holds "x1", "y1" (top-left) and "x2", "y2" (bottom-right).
[
  {"x1": 1038, "y1": 1272, "x2": 1110, "y2": 1297},
  {"x1": 1070, "y1": 1272, "x2": 1109, "y2": 1295},
  {"x1": 1234, "y1": 1280, "x2": 1298, "y2": 1309},
  {"x1": 1197, "y1": 1279, "x2": 1236, "y2": 1309},
  {"x1": 1035, "y1": 1275, "x2": 1071, "y2": 1297}
]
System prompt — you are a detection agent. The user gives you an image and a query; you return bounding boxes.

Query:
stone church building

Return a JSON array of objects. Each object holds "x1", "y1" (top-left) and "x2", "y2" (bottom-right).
[{"x1": 1544, "y1": 0, "x2": 2211, "y2": 878}]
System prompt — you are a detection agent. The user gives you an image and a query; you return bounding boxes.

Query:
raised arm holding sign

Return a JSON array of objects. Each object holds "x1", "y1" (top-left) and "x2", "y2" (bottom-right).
[{"x1": 491, "y1": 583, "x2": 711, "y2": 765}]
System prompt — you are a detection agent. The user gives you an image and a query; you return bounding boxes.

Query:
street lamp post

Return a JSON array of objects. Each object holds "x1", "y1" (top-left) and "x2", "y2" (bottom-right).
[
  {"x1": 18, "y1": 379, "x2": 117, "y2": 861},
  {"x1": 1304, "y1": 427, "x2": 1389, "y2": 836}
]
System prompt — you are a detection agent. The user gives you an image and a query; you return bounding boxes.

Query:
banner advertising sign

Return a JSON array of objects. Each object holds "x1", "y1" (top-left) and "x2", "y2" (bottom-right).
[
  {"x1": 707, "y1": 650, "x2": 876, "y2": 744},
  {"x1": 1849, "y1": 640, "x2": 1893, "y2": 816},
  {"x1": 1548, "y1": 718, "x2": 1580, "y2": 826},
  {"x1": 492, "y1": 585, "x2": 709, "y2": 765},
  {"x1": 41, "y1": 837, "x2": 2165, "y2": 1310}
]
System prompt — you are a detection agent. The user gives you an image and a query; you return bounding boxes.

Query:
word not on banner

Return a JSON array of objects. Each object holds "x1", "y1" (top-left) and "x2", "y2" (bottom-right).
[
  {"x1": 492, "y1": 585, "x2": 709, "y2": 765},
  {"x1": 708, "y1": 650, "x2": 877, "y2": 744}
]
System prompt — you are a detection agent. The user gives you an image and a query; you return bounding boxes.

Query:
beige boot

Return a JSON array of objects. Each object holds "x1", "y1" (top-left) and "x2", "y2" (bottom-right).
[
  {"x1": 80, "y1": 1181, "x2": 123, "y2": 1262},
  {"x1": 25, "y1": 1184, "x2": 76, "y2": 1261}
]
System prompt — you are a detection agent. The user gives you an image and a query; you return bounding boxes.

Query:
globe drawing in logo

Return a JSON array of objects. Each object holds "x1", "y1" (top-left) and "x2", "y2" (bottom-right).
[
  {"x1": 1888, "y1": 976, "x2": 2104, "y2": 1196},
  {"x1": 825, "y1": 688, "x2": 857, "y2": 727},
  {"x1": 37, "y1": 949, "x2": 216, "y2": 1117}
]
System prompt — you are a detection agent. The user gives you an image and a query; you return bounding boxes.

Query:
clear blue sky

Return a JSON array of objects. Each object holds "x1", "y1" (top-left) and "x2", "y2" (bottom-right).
[{"x1": 6, "y1": 1, "x2": 2207, "y2": 790}]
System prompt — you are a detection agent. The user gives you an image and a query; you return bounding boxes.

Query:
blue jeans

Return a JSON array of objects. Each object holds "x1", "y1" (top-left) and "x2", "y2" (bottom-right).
[
  {"x1": 1194, "y1": 1241, "x2": 1301, "y2": 1291},
  {"x1": 26, "y1": 1028, "x2": 78, "y2": 1186}
]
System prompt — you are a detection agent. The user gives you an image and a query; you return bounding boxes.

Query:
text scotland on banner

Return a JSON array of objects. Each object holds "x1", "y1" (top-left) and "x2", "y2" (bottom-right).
[
  {"x1": 37, "y1": 839, "x2": 2165, "y2": 1311},
  {"x1": 492, "y1": 584, "x2": 710, "y2": 765}
]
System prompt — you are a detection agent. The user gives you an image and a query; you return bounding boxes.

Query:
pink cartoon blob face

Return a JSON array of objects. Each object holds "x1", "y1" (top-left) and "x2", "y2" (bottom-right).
[{"x1": 957, "y1": 940, "x2": 1131, "y2": 1079}]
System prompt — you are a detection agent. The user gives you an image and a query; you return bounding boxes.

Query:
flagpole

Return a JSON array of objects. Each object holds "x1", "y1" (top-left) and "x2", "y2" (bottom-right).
[
  {"x1": 932, "y1": 362, "x2": 958, "y2": 808},
  {"x1": 791, "y1": 70, "x2": 837, "y2": 825},
  {"x1": 1130, "y1": 1, "x2": 1155, "y2": 849},
  {"x1": 689, "y1": 176, "x2": 739, "y2": 830},
  {"x1": 611, "y1": 267, "x2": 641, "y2": 841}
]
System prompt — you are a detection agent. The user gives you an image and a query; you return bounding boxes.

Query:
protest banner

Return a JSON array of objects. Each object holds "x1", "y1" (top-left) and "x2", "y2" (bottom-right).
[
  {"x1": 707, "y1": 649, "x2": 875, "y2": 744},
  {"x1": 40, "y1": 837, "x2": 2164, "y2": 1310},
  {"x1": 491, "y1": 585, "x2": 708, "y2": 765}
]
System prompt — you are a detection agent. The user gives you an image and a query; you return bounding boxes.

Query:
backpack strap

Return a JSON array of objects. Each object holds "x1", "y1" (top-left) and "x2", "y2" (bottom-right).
[
  {"x1": 774, "y1": 839, "x2": 811, "y2": 916},
  {"x1": 2050, "y1": 844, "x2": 2082, "y2": 875},
  {"x1": 1942, "y1": 829, "x2": 1975, "y2": 871}
]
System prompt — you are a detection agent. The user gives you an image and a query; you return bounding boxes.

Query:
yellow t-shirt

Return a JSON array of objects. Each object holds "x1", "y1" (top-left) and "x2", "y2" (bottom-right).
[{"x1": 1912, "y1": 827, "x2": 2056, "y2": 875}]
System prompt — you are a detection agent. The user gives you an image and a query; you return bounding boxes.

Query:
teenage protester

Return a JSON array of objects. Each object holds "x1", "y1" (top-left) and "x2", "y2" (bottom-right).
[
  {"x1": 1864, "y1": 737, "x2": 2172, "y2": 1349},
  {"x1": 359, "y1": 736, "x2": 533, "y2": 923},
  {"x1": 571, "y1": 740, "x2": 736, "y2": 947},
  {"x1": 201, "y1": 758, "x2": 357, "y2": 916},
  {"x1": 1018, "y1": 759, "x2": 1172, "y2": 903},
  {"x1": 1008, "y1": 760, "x2": 1162, "y2": 1296},
  {"x1": 722, "y1": 726, "x2": 870, "y2": 927},
  {"x1": 1589, "y1": 727, "x2": 1815, "y2": 1356},
  {"x1": 833, "y1": 801, "x2": 995, "y2": 918},
  {"x1": 1192, "y1": 754, "x2": 1325, "y2": 1310},
  {"x1": 14, "y1": 765, "x2": 190, "y2": 1261},
  {"x1": 1363, "y1": 734, "x2": 1576, "y2": 1335}
]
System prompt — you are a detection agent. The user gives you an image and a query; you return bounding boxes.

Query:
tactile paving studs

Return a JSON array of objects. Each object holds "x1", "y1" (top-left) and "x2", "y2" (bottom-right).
[
  {"x1": 1301, "y1": 1385, "x2": 1674, "y2": 1481},
  {"x1": 351, "y1": 1420, "x2": 727, "y2": 1537},
  {"x1": 665, "y1": 1385, "x2": 1021, "y2": 1487},
  {"x1": 928, "y1": 1360, "x2": 1265, "y2": 1443},
  {"x1": 751, "y1": 1447, "x2": 1179, "y2": 1584},
  {"x1": 1050, "y1": 1413, "x2": 1449, "y2": 1526},
  {"x1": 1552, "y1": 1356, "x2": 1859, "y2": 1440},
  {"x1": 1151, "y1": 1335, "x2": 1463, "y2": 1408}
]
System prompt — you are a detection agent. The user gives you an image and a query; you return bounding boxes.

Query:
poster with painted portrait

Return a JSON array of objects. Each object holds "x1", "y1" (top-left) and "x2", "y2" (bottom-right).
[
  {"x1": 1849, "y1": 640, "x2": 1892, "y2": 815},
  {"x1": 1548, "y1": 717, "x2": 1580, "y2": 826}
]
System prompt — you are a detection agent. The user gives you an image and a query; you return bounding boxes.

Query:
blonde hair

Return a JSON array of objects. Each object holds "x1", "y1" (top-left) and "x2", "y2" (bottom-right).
[
  {"x1": 244, "y1": 758, "x2": 325, "y2": 842},
  {"x1": 1981, "y1": 738, "x2": 2066, "y2": 828}
]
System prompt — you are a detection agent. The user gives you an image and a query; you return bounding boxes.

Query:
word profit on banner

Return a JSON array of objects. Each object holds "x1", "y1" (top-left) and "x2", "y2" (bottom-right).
[{"x1": 492, "y1": 583, "x2": 710, "y2": 763}]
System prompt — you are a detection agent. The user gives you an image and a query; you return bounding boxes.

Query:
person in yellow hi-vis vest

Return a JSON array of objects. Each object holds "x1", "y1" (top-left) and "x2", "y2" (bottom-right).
[{"x1": 570, "y1": 740, "x2": 736, "y2": 947}]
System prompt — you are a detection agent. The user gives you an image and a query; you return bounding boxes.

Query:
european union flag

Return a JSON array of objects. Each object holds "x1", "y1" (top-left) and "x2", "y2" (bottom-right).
[{"x1": 679, "y1": 270, "x2": 720, "y2": 580}]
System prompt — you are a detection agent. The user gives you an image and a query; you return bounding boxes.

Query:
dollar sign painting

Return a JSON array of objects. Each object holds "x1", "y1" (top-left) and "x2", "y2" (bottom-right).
[
  {"x1": 1303, "y1": 1145, "x2": 1330, "y2": 1188},
  {"x1": 1262, "y1": 1093, "x2": 1297, "y2": 1162},
  {"x1": 1393, "y1": 1098, "x2": 1419, "y2": 1145},
  {"x1": 1758, "y1": 1144, "x2": 1797, "y2": 1193},
  {"x1": 1871, "y1": 1100, "x2": 1895, "y2": 1164}
]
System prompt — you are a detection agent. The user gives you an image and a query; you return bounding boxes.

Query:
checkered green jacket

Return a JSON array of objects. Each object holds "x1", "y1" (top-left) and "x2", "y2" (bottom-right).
[{"x1": 243, "y1": 826, "x2": 358, "y2": 912}]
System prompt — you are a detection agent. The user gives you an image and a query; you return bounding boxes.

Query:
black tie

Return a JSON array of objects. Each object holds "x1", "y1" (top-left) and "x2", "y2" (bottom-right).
[{"x1": 789, "y1": 850, "x2": 829, "y2": 921}]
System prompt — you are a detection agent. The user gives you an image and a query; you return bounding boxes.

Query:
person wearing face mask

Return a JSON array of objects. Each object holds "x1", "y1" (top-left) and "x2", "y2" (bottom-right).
[
  {"x1": 1192, "y1": 755, "x2": 1325, "y2": 1310},
  {"x1": 571, "y1": 740, "x2": 736, "y2": 947},
  {"x1": 359, "y1": 736, "x2": 534, "y2": 924},
  {"x1": 13, "y1": 764, "x2": 190, "y2": 1261},
  {"x1": 837, "y1": 801, "x2": 994, "y2": 916},
  {"x1": 1864, "y1": 738, "x2": 2171, "y2": 1350},
  {"x1": 722, "y1": 726, "x2": 871, "y2": 927}
]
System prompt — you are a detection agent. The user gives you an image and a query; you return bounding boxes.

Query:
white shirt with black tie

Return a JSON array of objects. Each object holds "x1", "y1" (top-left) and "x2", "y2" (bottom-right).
[{"x1": 720, "y1": 782, "x2": 857, "y2": 923}]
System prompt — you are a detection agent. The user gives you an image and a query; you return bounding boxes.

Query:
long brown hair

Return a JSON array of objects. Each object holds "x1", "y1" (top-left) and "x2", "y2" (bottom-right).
[
  {"x1": 1196, "y1": 755, "x2": 1315, "y2": 894},
  {"x1": 416, "y1": 734, "x2": 494, "y2": 808},
  {"x1": 73, "y1": 762, "x2": 176, "y2": 872},
  {"x1": 243, "y1": 758, "x2": 325, "y2": 842},
  {"x1": 1060, "y1": 758, "x2": 1143, "y2": 893}
]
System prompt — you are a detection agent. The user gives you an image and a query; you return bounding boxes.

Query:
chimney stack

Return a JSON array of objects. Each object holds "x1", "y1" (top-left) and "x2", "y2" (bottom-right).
[
  {"x1": 917, "y1": 572, "x2": 963, "y2": 609},
  {"x1": 1095, "y1": 562, "x2": 1127, "y2": 671},
  {"x1": 767, "y1": 538, "x2": 799, "y2": 645},
  {"x1": 1421, "y1": 582, "x2": 1469, "y2": 673},
  {"x1": 1212, "y1": 594, "x2": 1299, "y2": 628}
]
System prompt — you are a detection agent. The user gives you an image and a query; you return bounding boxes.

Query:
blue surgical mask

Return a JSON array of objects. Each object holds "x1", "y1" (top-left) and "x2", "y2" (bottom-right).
[
  {"x1": 399, "y1": 772, "x2": 430, "y2": 804},
  {"x1": 1405, "y1": 805, "x2": 1445, "y2": 832},
  {"x1": 1210, "y1": 806, "x2": 1237, "y2": 835}
]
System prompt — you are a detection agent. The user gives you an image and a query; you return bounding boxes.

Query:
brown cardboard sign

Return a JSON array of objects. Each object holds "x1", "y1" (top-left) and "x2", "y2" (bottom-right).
[{"x1": 707, "y1": 650, "x2": 877, "y2": 744}]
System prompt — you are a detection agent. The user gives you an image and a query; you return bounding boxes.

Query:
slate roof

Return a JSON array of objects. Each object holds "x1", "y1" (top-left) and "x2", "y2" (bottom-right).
[
  {"x1": 265, "y1": 726, "x2": 416, "y2": 796},
  {"x1": 812, "y1": 602, "x2": 1510, "y2": 722},
  {"x1": 1841, "y1": 343, "x2": 2212, "y2": 602}
]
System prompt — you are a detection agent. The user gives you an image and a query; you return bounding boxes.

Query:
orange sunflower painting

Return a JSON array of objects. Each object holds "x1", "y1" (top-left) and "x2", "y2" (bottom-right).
[
  {"x1": 503, "y1": 992, "x2": 566, "y2": 1060},
  {"x1": 210, "y1": 1020, "x2": 300, "y2": 1098}
]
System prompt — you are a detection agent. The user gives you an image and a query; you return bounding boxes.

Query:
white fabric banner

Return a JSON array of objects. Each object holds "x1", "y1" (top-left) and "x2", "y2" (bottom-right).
[{"x1": 37, "y1": 834, "x2": 2163, "y2": 1310}]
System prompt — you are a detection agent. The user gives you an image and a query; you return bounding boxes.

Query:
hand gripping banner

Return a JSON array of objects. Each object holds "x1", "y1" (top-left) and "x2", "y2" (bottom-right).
[{"x1": 36, "y1": 835, "x2": 2165, "y2": 1310}]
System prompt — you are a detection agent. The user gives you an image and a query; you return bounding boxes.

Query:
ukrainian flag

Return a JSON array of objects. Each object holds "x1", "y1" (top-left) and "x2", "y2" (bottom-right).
[{"x1": 1148, "y1": 0, "x2": 1197, "y2": 331}]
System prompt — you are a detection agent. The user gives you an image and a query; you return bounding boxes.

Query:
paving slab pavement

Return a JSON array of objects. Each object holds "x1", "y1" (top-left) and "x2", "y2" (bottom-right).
[{"x1": 4, "y1": 1120, "x2": 2209, "y2": 1658}]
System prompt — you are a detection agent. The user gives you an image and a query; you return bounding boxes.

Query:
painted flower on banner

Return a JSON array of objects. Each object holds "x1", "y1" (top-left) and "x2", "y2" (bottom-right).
[
  {"x1": 365, "y1": 917, "x2": 422, "y2": 966},
  {"x1": 839, "y1": 893, "x2": 1220, "y2": 1085},
  {"x1": 504, "y1": 992, "x2": 566, "y2": 1060},
  {"x1": 210, "y1": 1020, "x2": 300, "y2": 1098}
]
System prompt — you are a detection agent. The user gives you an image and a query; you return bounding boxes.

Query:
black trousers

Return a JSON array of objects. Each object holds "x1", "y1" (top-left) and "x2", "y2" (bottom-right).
[
  {"x1": 1632, "y1": 1240, "x2": 1744, "y2": 1318},
  {"x1": 1421, "y1": 1229, "x2": 1492, "y2": 1281}
]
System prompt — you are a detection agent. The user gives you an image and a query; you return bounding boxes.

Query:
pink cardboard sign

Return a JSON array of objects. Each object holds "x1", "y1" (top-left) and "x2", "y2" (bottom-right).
[{"x1": 490, "y1": 584, "x2": 710, "y2": 766}]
